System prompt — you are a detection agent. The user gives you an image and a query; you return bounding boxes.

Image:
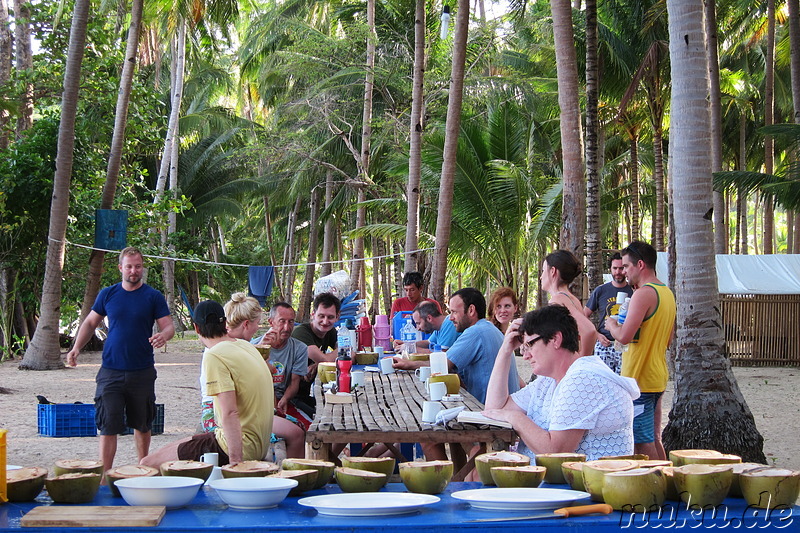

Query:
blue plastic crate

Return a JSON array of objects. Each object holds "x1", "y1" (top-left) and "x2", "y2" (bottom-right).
[
  {"x1": 121, "y1": 403, "x2": 164, "y2": 435},
  {"x1": 37, "y1": 403, "x2": 97, "y2": 437}
]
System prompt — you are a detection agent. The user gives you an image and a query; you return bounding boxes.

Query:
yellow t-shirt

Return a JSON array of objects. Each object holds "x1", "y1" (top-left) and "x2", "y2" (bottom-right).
[
  {"x1": 204, "y1": 339, "x2": 273, "y2": 461},
  {"x1": 622, "y1": 283, "x2": 676, "y2": 393}
]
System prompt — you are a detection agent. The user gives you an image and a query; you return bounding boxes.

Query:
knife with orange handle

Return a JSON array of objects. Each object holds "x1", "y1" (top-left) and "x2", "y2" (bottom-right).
[{"x1": 465, "y1": 503, "x2": 613, "y2": 522}]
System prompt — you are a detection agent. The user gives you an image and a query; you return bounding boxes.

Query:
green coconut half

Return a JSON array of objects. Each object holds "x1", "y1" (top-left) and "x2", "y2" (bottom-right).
[
  {"x1": 281, "y1": 458, "x2": 335, "y2": 489},
  {"x1": 475, "y1": 451, "x2": 530, "y2": 486},
  {"x1": 399, "y1": 461, "x2": 453, "y2": 494},
  {"x1": 45, "y1": 473, "x2": 102, "y2": 504},
  {"x1": 105, "y1": 464, "x2": 159, "y2": 497},
  {"x1": 7, "y1": 466, "x2": 47, "y2": 502},
  {"x1": 53, "y1": 459, "x2": 104, "y2": 477}
]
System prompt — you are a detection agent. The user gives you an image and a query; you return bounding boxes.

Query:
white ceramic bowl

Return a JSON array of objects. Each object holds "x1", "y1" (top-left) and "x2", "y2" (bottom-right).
[
  {"x1": 209, "y1": 477, "x2": 298, "y2": 509},
  {"x1": 115, "y1": 476, "x2": 204, "y2": 509}
]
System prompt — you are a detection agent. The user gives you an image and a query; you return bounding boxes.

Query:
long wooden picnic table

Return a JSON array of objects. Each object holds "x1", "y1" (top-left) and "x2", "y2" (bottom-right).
[{"x1": 305, "y1": 366, "x2": 517, "y2": 480}]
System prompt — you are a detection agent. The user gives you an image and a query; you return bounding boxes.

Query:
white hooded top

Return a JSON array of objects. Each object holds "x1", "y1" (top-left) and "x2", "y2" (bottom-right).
[{"x1": 511, "y1": 355, "x2": 641, "y2": 461}]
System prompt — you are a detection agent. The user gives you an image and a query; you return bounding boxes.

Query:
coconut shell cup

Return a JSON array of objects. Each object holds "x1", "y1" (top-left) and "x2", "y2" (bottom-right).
[
  {"x1": 105, "y1": 464, "x2": 160, "y2": 497},
  {"x1": 271, "y1": 469, "x2": 319, "y2": 495},
  {"x1": 45, "y1": 473, "x2": 102, "y2": 504},
  {"x1": 399, "y1": 460, "x2": 453, "y2": 494},
  {"x1": 475, "y1": 451, "x2": 530, "y2": 485},
  {"x1": 535, "y1": 453, "x2": 586, "y2": 484},
  {"x1": 160, "y1": 460, "x2": 214, "y2": 482},
  {"x1": 602, "y1": 467, "x2": 667, "y2": 512},
  {"x1": 490, "y1": 465, "x2": 546, "y2": 488},
  {"x1": 6, "y1": 466, "x2": 47, "y2": 502},
  {"x1": 340, "y1": 456, "x2": 395, "y2": 481},
  {"x1": 220, "y1": 461, "x2": 279, "y2": 479},
  {"x1": 334, "y1": 467, "x2": 388, "y2": 493},
  {"x1": 739, "y1": 468, "x2": 800, "y2": 509},
  {"x1": 561, "y1": 461, "x2": 587, "y2": 491},
  {"x1": 53, "y1": 459, "x2": 104, "y2": 477},
  {"x1": 281, "y1": 458, "x2": 335, "y2": 489},
  {"x1": 729, "y1": 463, "x2": 769, "y2": 497},
  {"x1": 671, "y1": 463, "x2": 734, "y2": 508},
  {"x1": 581, "y1": 460, "x2": 639, "y2": 502}
]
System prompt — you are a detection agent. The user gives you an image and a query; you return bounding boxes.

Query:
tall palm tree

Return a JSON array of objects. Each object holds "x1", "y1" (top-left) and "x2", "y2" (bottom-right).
[
  {"x1": 78, "y1": 0, "x2": 145, "y2": 327},
  {"x1": 551, "y1": 0, "x2": 585, "y2": 257},
  {"x1": 21, "y1": 0, "x2": 91, "y2": 370},
  {"x1": 661, "y1": 0, "x2": 765, "y2": 461},
  {"x1": 430, "y1": 0, "x2": 470, "y2": 304}
]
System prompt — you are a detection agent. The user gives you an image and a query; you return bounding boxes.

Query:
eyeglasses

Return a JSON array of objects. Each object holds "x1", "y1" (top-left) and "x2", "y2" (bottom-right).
[{"x1": 522, "y1": 336, "x2": 544, "y2": 350}]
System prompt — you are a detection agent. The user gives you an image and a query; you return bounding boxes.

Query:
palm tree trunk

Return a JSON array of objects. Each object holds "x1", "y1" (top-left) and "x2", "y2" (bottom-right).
[
  {"x1": 705, "y1": 0, "x2": 726, "y2": 254},
  {"x1": 154, "y1": 21, "x2": 186, "y2": 203},
  {"x1": 404, "y1": 0, "x2": 426, "y2": 273},
  {"x1": 430, "y1": 0, "x2": 470, "y2": 303},
  {"x1": 662, "y1": 0, "x2": 765, "y2": 461},
  {"x1": 787, "y1": 0, "x2": 800, "y2": 253},
  {"x1": 298, "y1": 189, "x2": 321, "y2": 322},
  {"x1": 763, "y1": 0, "x2": 775, "y2": 254},
  {"x1": 552, "y1": 0, "x2": 585, "y2": 256},
  {"x1": 629, "y1": 130, "x2": 640, "y2": 241},
  {"x1": 14, "y1": 0, "x2": 32, "y2": 136},
  {"x1": 78, "y1": 0, "x2": 144, "y2": 326},
  {"x1": 0, "y1": 0, "x2": 11, "y2": 150},
  {"x1": 352, "y1": 0, "x2": 376, "y2": 293},
  {"x1": 21, "y1": 0, "x2": 91, "y2": 370},
  {"x1": 320, "y1": 171, "x2": 335, "y2": 277},
  {"x1": 584, "y1": 0, "x2": 602, "y2": 290}
]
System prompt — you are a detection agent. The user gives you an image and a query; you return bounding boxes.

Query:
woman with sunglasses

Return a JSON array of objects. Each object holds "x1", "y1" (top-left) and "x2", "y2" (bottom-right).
[{"x1": 481, "y1": 305, "x2": 640, "y2": 461}]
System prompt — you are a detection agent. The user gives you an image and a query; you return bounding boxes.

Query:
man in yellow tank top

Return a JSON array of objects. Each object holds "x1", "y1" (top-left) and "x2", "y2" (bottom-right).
[{"x1": 605, "y1": 241, "x2": 675, "y2": 461}]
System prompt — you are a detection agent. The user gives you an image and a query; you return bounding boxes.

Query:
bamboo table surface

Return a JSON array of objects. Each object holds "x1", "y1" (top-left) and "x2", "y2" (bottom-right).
[{"x1": 305, "y1": 367, "x2": 517, "y2": 478}]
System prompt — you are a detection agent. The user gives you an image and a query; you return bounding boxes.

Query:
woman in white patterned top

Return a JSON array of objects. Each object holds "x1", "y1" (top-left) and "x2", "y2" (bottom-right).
[{"x1": 482, "y1": 305, "x2": 640, "y2": 461}]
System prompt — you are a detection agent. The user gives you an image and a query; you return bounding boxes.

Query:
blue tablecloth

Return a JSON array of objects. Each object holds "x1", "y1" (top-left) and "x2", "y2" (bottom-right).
[{"x1": 1, "y1": 482, "x2": 797, "y2": 532}]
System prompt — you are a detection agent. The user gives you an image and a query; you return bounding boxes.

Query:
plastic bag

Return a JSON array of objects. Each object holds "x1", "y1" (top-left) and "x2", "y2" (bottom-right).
[{"x1": 314, "y1": 270, "x2": 352, "y2": 298}]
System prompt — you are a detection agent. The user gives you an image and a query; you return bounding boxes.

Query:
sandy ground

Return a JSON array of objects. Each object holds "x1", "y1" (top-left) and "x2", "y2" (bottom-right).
[{"x1": 2, "y1": 337, "x2": 798, "y2": 472}]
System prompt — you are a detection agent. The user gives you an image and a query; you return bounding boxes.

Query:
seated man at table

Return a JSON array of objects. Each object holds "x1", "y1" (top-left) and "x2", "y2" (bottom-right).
[
  {"x1": 141, "y1": 300, "x2": 274, "y2": 466},
  {"x1": 392, "y1": 301, "x2": 460, "y2": 353},
  {"x1": 394, "y1": 288, "x2": 520, "y2": 467},
  {"x1": 482, "y1": 305, "x2": 640, "y2": 461},
  {"x1": 389, "y1": 271, "x2": 442, "y2": 317},
  {"x1": 291, "y1": 292, "x2": 340, "y2": 411},
  {"x1": 393, "y1": 287, "x2": 519, "y2": 403}
]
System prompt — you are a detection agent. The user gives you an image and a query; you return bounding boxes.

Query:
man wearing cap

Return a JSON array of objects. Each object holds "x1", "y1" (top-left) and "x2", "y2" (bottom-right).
[
  {"x1": 66, "y1": 247, "x2": 174, "y2": 473},
  {"x1": 141, "y1": 300, "x2": 274, "y2": 466}
]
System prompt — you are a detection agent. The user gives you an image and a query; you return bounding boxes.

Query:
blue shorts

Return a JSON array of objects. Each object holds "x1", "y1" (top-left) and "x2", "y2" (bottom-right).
[{"x1": 632, "y1": 391, "x2": 663, "y2": 444}]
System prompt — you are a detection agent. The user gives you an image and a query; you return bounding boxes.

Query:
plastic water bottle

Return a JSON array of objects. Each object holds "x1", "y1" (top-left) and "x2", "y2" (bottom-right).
[
  {"x1": 337, "y1": 323, "x2": 352, "y2": 356},
  {"x1": 401, "y1": 318, "x2": 417, "y2": 356},
  {"x1": 617, "y1": 297, "x2": 630, "y2": 325},
  {"x1": 615, "y1": 297, "x2": 631, "y2": 352}
]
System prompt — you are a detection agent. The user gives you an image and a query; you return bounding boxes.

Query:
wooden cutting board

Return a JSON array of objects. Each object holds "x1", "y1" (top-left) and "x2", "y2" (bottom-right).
[{"x1": 21, "y1": 506, "x2": 166, "y2": 527}]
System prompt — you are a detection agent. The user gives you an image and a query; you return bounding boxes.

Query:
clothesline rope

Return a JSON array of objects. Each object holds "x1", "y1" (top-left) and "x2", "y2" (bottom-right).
[{"x1": 50, "y1": 237, "x2": 436, "y2": 270}]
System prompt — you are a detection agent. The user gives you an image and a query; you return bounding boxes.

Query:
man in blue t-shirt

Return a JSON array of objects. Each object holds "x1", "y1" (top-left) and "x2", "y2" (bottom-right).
[
  {"x1": 67, "y1": 247, "x2": 174, "y2": 474},
  {"x1": 583, "y1": 252, "x2": 633, "y2": 374}
]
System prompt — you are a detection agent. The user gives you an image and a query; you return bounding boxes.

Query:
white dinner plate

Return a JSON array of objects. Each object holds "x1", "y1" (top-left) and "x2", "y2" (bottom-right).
[
  {"x1": 450, "y1": 487, "x2": 591, "y2": 511},
  {"x1": 298, "y1": 492, "x2": 440, "y2": 516}
]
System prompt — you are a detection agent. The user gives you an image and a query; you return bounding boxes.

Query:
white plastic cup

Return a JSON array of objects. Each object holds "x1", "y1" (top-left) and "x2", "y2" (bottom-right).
[
  {"x1": 375, "y1": 346, "x2": 385, "y2": 357},
  {"x1": 415, "y1": 366, "x2": 432, "y2": 382},
  {"x1": 426, "y1": 380, "x2": 447, "y2": 401},
  {"x1": 421, "y1": 401, "x2": 444, "y2": 423},
  {"x1": 616, "y1": 291, "x2": 628, "y2": 304},
  {"x1": 200, "y1": 452, "x2": 219, "y2": 466},
  {"x1": 379, "y1": 357, "x2": 395, "y2": 375},
  {"x1": 430, "y1": 351, "x2": 449, "y2": 376},
  {"x1": 351, "y1": 370, "x2": 365, "y2": 387}
]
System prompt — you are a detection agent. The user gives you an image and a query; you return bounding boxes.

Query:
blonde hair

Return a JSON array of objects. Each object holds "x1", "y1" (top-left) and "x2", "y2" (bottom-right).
[{"x1": 223, "y1": 292, "x2": 263, "y2": 329}]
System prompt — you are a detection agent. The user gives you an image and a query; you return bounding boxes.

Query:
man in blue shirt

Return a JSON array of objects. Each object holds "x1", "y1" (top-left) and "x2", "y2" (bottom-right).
[{"x1": 67, "y1": 247, "x2": 174, "y2": 474}]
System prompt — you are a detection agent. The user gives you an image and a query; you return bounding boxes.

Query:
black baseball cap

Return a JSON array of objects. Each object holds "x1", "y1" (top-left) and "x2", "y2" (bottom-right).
[{"x1": 193, "y1": 300, "x2": 225, "y2": 326}]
